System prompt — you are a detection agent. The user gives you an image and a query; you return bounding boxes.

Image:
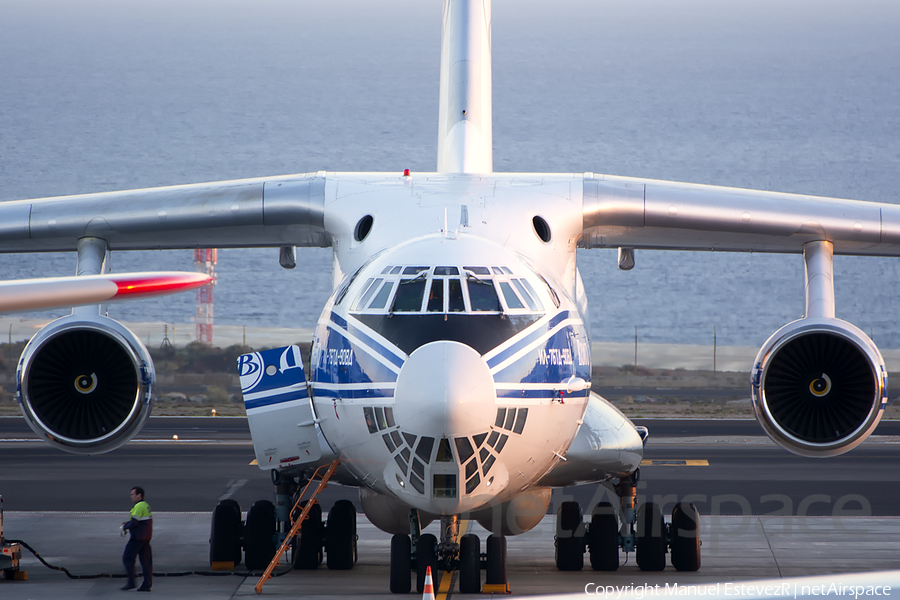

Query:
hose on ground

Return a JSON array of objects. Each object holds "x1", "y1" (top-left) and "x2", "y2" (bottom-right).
[{"x1": 7, "y1": 539, "x2": 293, "y2": 579}]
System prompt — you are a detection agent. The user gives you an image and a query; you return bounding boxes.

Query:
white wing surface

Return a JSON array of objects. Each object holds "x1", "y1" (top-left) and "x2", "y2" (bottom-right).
[
  {"x1": 0, "y1": 174, "x2": 327, "y2": 252},
  {"x1": 582, "y1": 173, "x2": 900, "y2": 256}
]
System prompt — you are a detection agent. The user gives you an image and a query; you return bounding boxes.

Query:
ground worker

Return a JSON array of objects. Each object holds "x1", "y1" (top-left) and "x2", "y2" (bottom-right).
[{"x1": 121, "y1": 486, "x2": 152, "y2": 592}]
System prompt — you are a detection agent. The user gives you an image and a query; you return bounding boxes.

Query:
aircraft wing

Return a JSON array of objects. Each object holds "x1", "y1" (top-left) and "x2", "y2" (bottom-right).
[
  {"x1": 0, "y1": 272, "x2": 212, "y2": 313},
  {"x1": 582, "y1": 173, "x2": 900, "y2": 256},
  {"x1": 0, "y1": 173, "x2": 328, "y2": 252}
]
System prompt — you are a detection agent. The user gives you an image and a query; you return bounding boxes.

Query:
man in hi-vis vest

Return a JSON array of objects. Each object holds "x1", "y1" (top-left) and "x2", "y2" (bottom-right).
[{"x1": 121, "y1": 486, "x2": 152, "y2": 591}]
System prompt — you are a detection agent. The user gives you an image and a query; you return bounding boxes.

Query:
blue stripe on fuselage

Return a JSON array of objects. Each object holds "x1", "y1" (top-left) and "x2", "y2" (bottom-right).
[
  {"x1": 485, "y1": 311, "x2": 571, "y2": 369},
  {"x1": 329, "y1": 312, "x2": 406, "y2": 369},
  {"x1": 313, "y1": 387, "x2": 396, "y2": 399},
  {"x1": 244, "y1": 391, "x2": 306, "y2": 410}
]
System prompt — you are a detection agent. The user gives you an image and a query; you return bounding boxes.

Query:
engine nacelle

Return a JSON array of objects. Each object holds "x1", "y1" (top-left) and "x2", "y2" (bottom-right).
[
  {"x1": 752, "y1": 318, "x2": 886, "y2": 457},
  {"x1": 17, "y1": 315, "x2": 155, "y2": 454}
]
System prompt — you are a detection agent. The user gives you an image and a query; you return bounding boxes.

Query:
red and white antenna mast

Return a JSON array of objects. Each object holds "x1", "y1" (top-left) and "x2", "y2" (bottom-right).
[{"x1": 193, "y1": 248, "x2": 217, "y2": 343}]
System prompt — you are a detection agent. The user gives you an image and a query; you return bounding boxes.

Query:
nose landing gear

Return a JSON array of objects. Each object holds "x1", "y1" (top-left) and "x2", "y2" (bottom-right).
[
  {"x1": 389, "y1": 513, "x2": 508, "y2": 594},
  {"x1": 554, "y1": 469, "x2": 701, "y2": 572}
]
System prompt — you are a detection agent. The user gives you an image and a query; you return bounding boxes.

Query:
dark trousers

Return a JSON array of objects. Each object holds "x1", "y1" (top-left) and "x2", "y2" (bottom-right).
[{"x1": 123, "y1": 538, "x2": 152, "y2": 589}]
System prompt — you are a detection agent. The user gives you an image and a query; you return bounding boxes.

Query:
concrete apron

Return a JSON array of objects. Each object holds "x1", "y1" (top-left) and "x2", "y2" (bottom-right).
[{"x1": 2, "y1": 513, "x2": 899, "y2": 599}]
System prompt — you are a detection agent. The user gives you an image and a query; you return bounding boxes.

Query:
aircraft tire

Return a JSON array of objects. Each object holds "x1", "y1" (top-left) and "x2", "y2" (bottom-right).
[
  {"x1": 416, "y1": 533, "x2": 438, "y2": 593},
  {"x1": 325, "y1": 500, "x2": 357, "y2": 570},
  {"x1": 555, "y1": 501, "x2": 584, "y2": 571},
  {"x1": 292, "y1": 501, "x2": 324, "y2": 569},
  {"x1": 459, "y1": 533, "x2": 481, "y2": 593},
  {"x1": 589, "y1": 502, "x2": 619, "y2": 571},
  {"x1": 389, "y1": 534, "x2": 411, "y2": 594},
  {"x1": 670, "y1": 502, "x2": 701, "y2": 571},
  {"x1": 209, "y1": 498, "x2": 242, "y2": 566},
  {"x1": 636, "y1": 502, "x2": 666, "y2": 571},
  {"x1": 244, "y1": 500, "x2": 276, "y2": 571},
  {"x1": 485, "y1": 534, "x2": 507, "y2": 585}
]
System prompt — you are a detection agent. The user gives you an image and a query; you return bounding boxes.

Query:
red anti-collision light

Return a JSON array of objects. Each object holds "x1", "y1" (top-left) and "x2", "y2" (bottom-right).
[{"x1": 403, "y1": 169, "x2": 411, "y2": 177}]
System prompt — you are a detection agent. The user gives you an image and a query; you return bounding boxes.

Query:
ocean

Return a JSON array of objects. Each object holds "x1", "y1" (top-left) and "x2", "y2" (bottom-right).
[{"x1": 1, "y1": 0, "x2": 899, "y2": 348}]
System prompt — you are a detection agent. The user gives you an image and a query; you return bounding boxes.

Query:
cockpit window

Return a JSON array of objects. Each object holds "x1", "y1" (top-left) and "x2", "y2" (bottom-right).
[
  {"x1": 467, "y1": 276, "x2": 502, "y2": 312},
  {"x1": 393, "y1": 277, "x2": 427, "y2": 311},
  {"x1": 512, "y1": 279, "x2": 540, "y2": 311},
  {"x1": 448, "y1": 279, "x2": 465, "y2": 312},
  {"x1": 518, "y1": 279, "x2": 544, "y2": 311},
  {"x1": 368, "y1": 281, "x2": 394, "y2": 309},
  {"x1": 350, "y1": 265, "x2": 546, "y2": 316},
  {"x1": 426, "y1": 279, "x2": 444, "y2": 312},
  {"x1": 351, "y1": 278, "x2": 380, "y2": 311},
  {"x1": 499, "y1": 281, "x2": 525, "y2": 310}
]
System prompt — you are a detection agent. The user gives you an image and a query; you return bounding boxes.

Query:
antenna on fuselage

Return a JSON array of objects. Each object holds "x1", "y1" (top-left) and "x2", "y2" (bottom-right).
[{"x1": 437, "y1": 0, "x2": 493, "y2": 174}]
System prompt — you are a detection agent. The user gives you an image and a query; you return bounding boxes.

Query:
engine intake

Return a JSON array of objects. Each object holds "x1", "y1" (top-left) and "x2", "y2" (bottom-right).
[
  {"x1": 752, "y1": 318, "x2": 886, "y2": 457},
  {"x1": 18, "y1": 315, "x2": 155, "y2": 454}
]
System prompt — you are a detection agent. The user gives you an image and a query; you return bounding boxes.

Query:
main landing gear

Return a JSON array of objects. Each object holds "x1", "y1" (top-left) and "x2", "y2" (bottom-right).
[
  {"x1": 208, "y1": 470, "x2": 358, "y2": 572},
  {"x1": 554, "y1": 469, "x2": 701, "y2": 572},
  {"x1": 389, "y1": 513, "x2": 508, "y2": 594}
]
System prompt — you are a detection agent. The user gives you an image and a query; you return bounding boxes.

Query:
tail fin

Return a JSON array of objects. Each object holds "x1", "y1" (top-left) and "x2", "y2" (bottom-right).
[{"x1": 437, "y1": 0, "x2": 493, "y2": 173}]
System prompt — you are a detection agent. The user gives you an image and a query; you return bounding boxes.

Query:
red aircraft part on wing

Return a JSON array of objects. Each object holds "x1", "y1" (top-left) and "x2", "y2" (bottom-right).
[{"x1": 0, "y1": 272, "x2": 213, "y2": 313}]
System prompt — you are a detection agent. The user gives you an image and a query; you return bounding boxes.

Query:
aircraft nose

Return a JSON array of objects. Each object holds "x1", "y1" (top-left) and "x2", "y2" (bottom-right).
[{"x1": 392, "y1": 340, "x2": 496, "y2": 436}]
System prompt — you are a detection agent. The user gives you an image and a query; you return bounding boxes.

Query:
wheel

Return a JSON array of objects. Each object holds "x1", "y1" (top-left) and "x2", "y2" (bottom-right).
[
  {"x1": 416, "y1": 533, "x2": 438, "y2": 593},
  {"x1": 292, "y1": 501, "x2": 324, "y2": 569},
  {"x1": 589, "y1": 501, "x2": 619, "y2": 571},
  {"x1": 244, "y1": 500, "x2": 276, "y2": 570},
  {"x1": 485, "y1": 535, "x2": 507, "y2": 585},
  {"x1": 636, "y1": 502, "x2": 666, "y2": 571},
  {"x1": 458, "y1": 533, "x2": 481, "y2": 594},
  {"x1": 390, "y1": 534, "x2": 412, "y2": 594},
  {"x1": 670, "y1": 502, "x2": 701, "y2": 571},
  {"x1": 554, "y1": 500, "x2": 584, "y2": 571},
  {"x1": 209, "y1": 498, "x2": 242, "y2": 566},
  {"x1": 326, "y1": 499, "x2": 357, "y2": 570}
]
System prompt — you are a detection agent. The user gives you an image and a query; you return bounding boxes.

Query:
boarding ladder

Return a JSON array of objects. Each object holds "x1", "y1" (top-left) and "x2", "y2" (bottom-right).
[{"x1": 255, "y1": 459, "x2": 340, "y2": 594}]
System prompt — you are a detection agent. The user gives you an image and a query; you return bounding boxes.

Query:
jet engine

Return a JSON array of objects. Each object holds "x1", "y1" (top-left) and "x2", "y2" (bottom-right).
[
  {"x1": 751, "y1": 318, "x2": 886, "y2": 457},
  {"x1": 17, "y1": 315, "x2": 155, "y2": 454}
]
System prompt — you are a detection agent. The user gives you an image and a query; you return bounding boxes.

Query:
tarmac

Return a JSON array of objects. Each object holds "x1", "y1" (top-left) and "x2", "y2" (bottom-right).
[{"x1": 3, "y1": 512, "x2": 900, "y2": 599}]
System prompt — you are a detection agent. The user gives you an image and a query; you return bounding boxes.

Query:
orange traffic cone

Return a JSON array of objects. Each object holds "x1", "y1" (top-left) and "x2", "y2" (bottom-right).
[{"x1": 422, "y1": 565, "x2": 435, "y2": 600}]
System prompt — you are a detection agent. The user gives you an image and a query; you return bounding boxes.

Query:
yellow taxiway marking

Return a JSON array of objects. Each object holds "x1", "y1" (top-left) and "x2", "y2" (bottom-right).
[
  {"x1": 435, "y1": 519, "x2": 469, "y2": 600},
  {"x1": 249, "y1": 459, "x2": 258, "y2": 465},
  {"x1": 641, "y1": 459, "x2": 708, "y2": 466}
]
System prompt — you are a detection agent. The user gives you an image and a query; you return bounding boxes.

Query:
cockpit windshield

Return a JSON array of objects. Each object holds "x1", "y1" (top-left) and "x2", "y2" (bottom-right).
[{"x1": 348, "y1": 265, "x2": 546, "y2": 316}]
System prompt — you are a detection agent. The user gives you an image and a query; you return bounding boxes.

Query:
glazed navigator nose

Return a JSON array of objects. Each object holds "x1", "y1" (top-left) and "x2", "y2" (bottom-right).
[{"x1": 392, "y1": 341, "x2": 496, "y2": 435}]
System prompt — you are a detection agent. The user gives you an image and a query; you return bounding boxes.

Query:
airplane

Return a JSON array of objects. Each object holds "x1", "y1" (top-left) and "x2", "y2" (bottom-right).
[{"x1": 1, "y1": 0, "x2": 897, "y2": 593}]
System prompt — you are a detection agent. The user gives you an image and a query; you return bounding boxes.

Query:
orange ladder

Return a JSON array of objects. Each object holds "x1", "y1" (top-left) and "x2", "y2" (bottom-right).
[{"x1": 254, "y1": 459, "x2": 340, "y2": 594}]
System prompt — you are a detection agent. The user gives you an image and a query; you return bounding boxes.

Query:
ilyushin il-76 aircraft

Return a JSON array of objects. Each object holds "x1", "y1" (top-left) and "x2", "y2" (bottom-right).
[{"x1": 3, "y1": 0, "x2": 899, "y2": 593}]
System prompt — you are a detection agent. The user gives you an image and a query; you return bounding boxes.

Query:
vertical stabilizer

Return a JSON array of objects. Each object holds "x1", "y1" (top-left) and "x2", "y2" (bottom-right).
[{"x1": 437, "y1": 0, "x2": 493, "y2": 173}]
